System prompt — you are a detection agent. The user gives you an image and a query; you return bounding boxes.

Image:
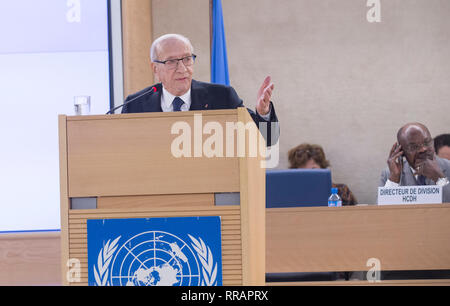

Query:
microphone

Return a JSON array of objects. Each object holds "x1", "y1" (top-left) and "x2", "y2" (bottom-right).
[{"x1": 106, "y1": 86, "x2": 157, "y2": 114}]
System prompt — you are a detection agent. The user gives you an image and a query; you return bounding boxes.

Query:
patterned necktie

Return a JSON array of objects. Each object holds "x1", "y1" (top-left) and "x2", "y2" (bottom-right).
[
  {"x1": 172, "y1": 97, "x2": 184, "y2": 112},
  {"x1": 417, "y1": 175, "x2": 426, "y2": 185}
]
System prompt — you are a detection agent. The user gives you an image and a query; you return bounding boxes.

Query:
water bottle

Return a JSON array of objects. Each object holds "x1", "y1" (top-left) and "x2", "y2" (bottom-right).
[{"x1": 328, "y1": 187, "x2": 342, "y2": 207}]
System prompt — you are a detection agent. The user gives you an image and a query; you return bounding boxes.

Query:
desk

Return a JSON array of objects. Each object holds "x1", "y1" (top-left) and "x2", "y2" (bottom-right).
[
  {"x1": 3, "y1": 204, "x2": 450, "y2": 285},
  {"x1": 266, "y1": 204, "x2": 450, "y2": 275},
  {"x1": 0, "y1": 232, "x2": 61, "y2": 285}
]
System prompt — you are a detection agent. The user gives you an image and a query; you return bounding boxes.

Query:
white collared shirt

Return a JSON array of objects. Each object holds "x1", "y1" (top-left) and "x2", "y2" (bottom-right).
[{"x1": 161, "y1": 87, "x2": 191, "y2": 112}]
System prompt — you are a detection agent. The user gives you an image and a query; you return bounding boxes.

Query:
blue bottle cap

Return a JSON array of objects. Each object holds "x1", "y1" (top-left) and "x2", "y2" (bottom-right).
[{"x1": 331, "y1": 187, "x2": 338, "y2": 194}]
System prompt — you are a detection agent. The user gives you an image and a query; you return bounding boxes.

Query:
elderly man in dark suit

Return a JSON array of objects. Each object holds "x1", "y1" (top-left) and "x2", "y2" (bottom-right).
[
  {"x1": 122, "y1": 33, "x2": 279, "y2": 146},
  {"x1": 380, "y1": 122, "x2": 450, "y2": 203}
]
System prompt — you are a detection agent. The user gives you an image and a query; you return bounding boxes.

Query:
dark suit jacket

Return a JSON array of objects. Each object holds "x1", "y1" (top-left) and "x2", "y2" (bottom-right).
[{"x1": 121, "y1": 80, "x2": 279, "y2": 146}]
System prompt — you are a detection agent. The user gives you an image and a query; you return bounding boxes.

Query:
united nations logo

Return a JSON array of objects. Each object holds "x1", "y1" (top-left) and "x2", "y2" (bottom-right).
[{"x1": 88, "y1": 217, "x2": 222, "y2": 286}]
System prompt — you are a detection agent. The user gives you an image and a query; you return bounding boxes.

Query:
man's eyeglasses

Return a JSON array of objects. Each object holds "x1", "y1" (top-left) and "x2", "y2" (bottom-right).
[
  {"x1": 404, "y1": 139, "x2": 433, "y2": 153},
  {"x1": 153, "y1": 54, "x2": 197, "y2": 70}
]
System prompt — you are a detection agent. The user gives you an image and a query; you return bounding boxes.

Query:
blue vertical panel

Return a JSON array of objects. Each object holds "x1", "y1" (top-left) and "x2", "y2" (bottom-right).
[{"x1": 211, "y1": 0, "x2": 230, "y2": 85}]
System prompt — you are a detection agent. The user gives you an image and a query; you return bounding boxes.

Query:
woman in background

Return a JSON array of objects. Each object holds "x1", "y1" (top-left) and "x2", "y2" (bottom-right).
[{"x1": 288, "y1": 143, "x2": 357, "y2": 205}]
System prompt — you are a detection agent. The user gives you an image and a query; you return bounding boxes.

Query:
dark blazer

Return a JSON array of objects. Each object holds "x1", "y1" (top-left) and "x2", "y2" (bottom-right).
[{"x1": 121, "y1": 79, "x2": 279, "y2": 146}]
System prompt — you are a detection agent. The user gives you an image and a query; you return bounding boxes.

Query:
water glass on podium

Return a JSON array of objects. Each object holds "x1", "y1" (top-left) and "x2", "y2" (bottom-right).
[{"x1": 74, "y1": 96, "x2": 91, "y2": 115}]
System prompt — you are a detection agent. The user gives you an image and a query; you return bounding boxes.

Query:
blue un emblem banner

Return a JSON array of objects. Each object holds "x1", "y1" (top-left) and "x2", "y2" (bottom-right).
[{"x1": 87, "y1": 216, "x2": 222, "y2": 286}]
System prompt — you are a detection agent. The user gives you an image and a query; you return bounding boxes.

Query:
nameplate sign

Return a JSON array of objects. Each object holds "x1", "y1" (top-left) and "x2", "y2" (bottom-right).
[{"x1": 377, "y1": 186, "x2": 442, "y2": 205}]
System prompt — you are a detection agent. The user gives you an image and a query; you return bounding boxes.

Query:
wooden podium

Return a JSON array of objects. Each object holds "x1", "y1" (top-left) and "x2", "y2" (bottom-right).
[{"x1": 58, "y1": 108, "x2": 266, "y2": 286}]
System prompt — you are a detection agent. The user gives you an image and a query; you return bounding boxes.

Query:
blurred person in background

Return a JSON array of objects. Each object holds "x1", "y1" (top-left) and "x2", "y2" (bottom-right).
[
  {"x1": 288, "y1": 143, "x2": 357, "y2": 205},
  {"x1": 434, "y1": 133, "x2": 450, "y2": 161}
]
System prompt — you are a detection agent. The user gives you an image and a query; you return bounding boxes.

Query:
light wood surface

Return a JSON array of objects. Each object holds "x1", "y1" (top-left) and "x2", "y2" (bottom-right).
[
  {"x1": 267, "y1": 204, "x2": 450, "y2": 273},
  {"x1": 122, "y1": 0, "x2": 153, "y2": 98},
  {"x1": 66, "y1": 111, "x2": 240, "y2": 197},
  {"x1": 58, "y1": 115, "x2": 70, "y2": 286},
  {"x1": 98, "y1": 193, "x2": 215, "y2": 210},
  {"x1": 2, "y1": 223, "x2": 449, "y2": 286},
  {"x1": 59, "y1": 110, "x2": 266, "y2": 286},
  {"x1": 0, "y1": 232, "x2": 61, "y2": 286},
  {"x1": 238, "y1": 108, "x2": 266, "y2": 285}
]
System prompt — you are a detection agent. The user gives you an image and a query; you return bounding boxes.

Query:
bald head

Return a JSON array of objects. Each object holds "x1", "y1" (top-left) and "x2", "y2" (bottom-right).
[
  {"x1": 397, "y1": 122, "x2": 435, "y2": 169},
  {"x1": 150, "y1": 34, "x2": 194, "y2": 62},
  {"x1": 397, "y1": 122, "x2": 431, "y2": 144}
]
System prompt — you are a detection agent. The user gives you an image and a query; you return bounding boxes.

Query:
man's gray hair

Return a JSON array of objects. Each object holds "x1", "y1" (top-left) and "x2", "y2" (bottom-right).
[{"x1": 150, "y1": 34, "x2": 194, "y2": 62}]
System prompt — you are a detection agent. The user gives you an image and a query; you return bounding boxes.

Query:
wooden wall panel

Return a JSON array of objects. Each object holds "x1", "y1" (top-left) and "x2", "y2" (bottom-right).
[
  {"x1": 97, "y1": 193, "x2": 215, "y2": 209},
  {"x1": 122, "y1": 0, "x2": 154, "y2": 98},
  {"x1": 0, "y1": 232, "x2": 61, "y2": 286},
  {"x1": 66, "y1": 111, "x2": 240, "y2": 197},
  {"x1": 267, "y1": 204, "x2": 450, "y2": 273},
  {"x1": 238, "y1": 108, "x2": 266, "y2": 285}
]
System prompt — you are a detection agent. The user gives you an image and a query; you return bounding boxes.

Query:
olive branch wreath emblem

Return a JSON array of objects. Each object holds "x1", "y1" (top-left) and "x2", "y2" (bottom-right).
[
  {"x1": 93, "y1": 236, "x2": 121, "y2": 286},
  {"x1": 92, "y1": 234, "x2": 217, "y2": 286},
  {"x1": 188, "y1": 234, "x2": 218, "y2": 286}
]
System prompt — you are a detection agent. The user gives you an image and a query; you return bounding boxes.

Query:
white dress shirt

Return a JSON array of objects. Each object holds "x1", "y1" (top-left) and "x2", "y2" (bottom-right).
[{"x1": 161, "y1": 87, "x2": 191, "y2": 112}]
